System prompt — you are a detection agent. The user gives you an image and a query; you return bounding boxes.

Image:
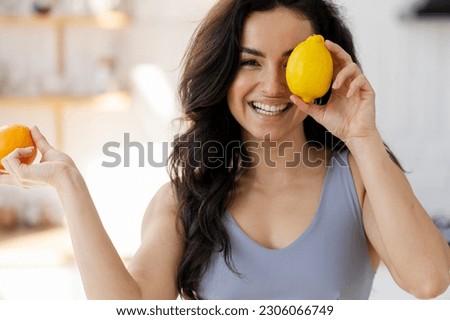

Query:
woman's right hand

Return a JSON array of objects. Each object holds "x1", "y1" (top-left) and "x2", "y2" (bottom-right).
[{"x1": 0, "y1": 126, "x2": 78, "y2": 188}]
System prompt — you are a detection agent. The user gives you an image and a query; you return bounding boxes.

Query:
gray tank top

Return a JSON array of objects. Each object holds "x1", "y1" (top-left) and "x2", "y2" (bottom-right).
[{"x1": 198, "y1": 149, "x2": 375, "y2": 299}]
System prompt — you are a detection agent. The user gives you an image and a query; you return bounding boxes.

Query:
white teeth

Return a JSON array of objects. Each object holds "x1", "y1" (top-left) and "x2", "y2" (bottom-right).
[{"x1": 251, "y1": 102, "x2": 290, "y2": 116}]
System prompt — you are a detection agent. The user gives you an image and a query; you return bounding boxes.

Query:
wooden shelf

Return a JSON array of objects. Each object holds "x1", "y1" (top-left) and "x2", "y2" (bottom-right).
[
  {"x1": 0, "y1": 12, "x2": 130, "y2": 150},
  {"x1": 0, "y1": 11, "x2": 129, "y2": 29},
  {"x1": 0, "y1": 91, "x2": 131, "y2": 108},
  {"x1": 0, "y1": 11, "x2": 129, "y2": 74},
  {"x1": 0, "y1": 91, "x2": 131, "y2": 150}
]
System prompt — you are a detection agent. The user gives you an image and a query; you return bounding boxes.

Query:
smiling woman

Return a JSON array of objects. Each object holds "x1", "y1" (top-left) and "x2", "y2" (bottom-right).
[
  {"x1": 0, "y1": 0, "x2": 449, "y2": 301},
  {"x1": 227, "y1": 6, "x2": 310, "y2": 142},
  {"x1": 170, "y1": 0, "x2": 449, "y2": 300}
]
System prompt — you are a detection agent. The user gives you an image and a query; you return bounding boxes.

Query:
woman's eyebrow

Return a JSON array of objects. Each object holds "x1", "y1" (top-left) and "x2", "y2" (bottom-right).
[
  {"x1": 241, "y1": 47, "x2": 294, "y2": 58},
  {"x1": 241, "y1": 47, "x2": 265, "y2": 57}
]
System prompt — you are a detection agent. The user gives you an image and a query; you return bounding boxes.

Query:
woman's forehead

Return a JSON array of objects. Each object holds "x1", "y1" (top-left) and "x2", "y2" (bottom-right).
[{"x1": 241, "y1": 7, "x2": 314, "y2": 53}]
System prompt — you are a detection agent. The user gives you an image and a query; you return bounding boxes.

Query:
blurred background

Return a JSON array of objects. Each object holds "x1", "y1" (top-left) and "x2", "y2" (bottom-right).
[{"x1": 0, "y1": 0, "x2": 449, "y2": 299}]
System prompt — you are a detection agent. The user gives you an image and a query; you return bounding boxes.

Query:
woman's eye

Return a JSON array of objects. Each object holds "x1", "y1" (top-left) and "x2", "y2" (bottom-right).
[{"x1": 240, "y1": 59, "x2": 260, "y2": 67}]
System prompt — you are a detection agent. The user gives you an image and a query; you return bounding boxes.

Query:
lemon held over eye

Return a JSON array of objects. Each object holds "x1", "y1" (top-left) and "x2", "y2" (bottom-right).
[{"x1": 286, "y1": 34, "x2": 333, "y2": 104}]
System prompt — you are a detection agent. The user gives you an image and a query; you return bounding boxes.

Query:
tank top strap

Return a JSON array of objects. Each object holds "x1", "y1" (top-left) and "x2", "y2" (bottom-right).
[{"x1": 326, "y1": 147, "x2": 364, "y2": 228}]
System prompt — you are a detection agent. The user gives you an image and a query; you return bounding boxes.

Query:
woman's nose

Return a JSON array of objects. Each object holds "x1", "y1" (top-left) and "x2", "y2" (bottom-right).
[{"x1": 261, "y1": 66, "x2": 288, "y2": 96}]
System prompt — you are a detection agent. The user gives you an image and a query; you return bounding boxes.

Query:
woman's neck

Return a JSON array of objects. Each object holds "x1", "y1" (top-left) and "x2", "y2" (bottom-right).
[{"x1": 239, "y1": 133, "x2": 329, "y2": 187}]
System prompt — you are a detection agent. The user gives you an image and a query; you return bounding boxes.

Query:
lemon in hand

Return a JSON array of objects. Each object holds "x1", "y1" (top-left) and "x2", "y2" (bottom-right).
[
  {"x1": 286, "y1": 34, "x2": 333, "y2": 104},
  {"x1": 0, "y1": 124, "x2": 37, "y2": 171}
]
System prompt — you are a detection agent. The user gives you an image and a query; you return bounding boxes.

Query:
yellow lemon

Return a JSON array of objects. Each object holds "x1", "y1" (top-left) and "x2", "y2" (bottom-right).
[{"x1": 286, "y1": 34, "x2": 333, "y2": 103}]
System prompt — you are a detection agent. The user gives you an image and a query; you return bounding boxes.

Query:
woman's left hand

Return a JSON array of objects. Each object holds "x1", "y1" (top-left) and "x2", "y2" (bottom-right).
[{"x1": 290, "y1": 40, "x2": 377, "y2": 142}]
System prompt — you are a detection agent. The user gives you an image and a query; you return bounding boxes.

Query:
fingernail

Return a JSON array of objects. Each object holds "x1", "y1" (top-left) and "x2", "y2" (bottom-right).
[{"x1": 21, "y1": 146, "x2": 35, "y2": 155}]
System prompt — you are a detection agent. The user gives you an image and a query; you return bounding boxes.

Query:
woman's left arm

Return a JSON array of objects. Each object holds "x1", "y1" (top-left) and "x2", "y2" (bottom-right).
[
  {"x1": 291, "y1": 40, "x2": 450, "y2": 299},
  {"x1": 348, "y1": 132, "x2": 450, "y2": 299}
]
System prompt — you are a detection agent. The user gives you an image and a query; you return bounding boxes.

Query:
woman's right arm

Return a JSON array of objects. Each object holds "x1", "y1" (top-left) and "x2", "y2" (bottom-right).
[{"x1": 1, "y1": 126, "x2": 183, "y2": 299}]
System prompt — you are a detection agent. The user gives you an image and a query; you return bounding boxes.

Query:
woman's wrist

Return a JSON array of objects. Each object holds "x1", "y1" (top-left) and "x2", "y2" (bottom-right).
[
  {"x1": 345, "y1": 131, "x2": 386, "y2": 161},
  {"x1": 53, "y1": 164, "x2": 85, "y2": 194}
]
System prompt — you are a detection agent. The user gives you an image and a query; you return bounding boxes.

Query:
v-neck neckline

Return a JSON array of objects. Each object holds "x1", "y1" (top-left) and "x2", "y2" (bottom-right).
[{"x1": 226, "y1": 157, "x2": 335, "y2": 252}]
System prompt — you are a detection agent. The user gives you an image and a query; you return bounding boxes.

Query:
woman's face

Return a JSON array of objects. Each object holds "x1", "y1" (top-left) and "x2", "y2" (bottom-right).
[{"x1": 228, "y1": 7, "x2": 314, "y2": 142}]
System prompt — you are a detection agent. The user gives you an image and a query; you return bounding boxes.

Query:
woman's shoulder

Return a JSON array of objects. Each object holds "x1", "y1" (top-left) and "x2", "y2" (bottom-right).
[
  {"x1": 141, "y1": 181, "x2": 179, "y2": 232},
  {"x1": 152, "y1": 181, "x2": 177, "y2": 209}
]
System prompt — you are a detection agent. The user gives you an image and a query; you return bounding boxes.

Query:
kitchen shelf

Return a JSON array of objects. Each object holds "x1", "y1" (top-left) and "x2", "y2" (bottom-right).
[
  {"x1": 0, "y1": 11, "x2": 130, "y2": 150},
  {"x1": 0, "y1": 91, "x2": 130, "y2": 107},
  {"x1": 0, "y1": 11, "x2": 129, "y2": 74},
  {"x1": 0, "y1": 11, "x2": 129, "y2": 29},
  {"x1": 0, "y1": 91, "x2": 131, "y2": 150}
]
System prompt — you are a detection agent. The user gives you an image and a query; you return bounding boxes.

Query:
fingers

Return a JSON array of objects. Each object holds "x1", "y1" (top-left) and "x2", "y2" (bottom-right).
[
  {"x1": 1, "y1": 146, "x2": 35, "y2": 177},
  {"x1": 326, "y1": 39, "x2": 361, "y2": 91},
  {"x1": 1, "y1": 149, "x2": 25, "y2": 184},
  {"x1": 326, "y1": 39, "x2": 361, "y2": 88},
  {"x1": 0, "y1": 147, "x2": 49, "y2": 188},
  {"x1": 1, "y1": 126, "x2": 50, "y2": 179},
  {"x1": 325, "y1": 40, "x2": 353, "y2": 65},
  {"x1": 290, "y1": 95, "x2": 323, "y2": 121},
  {"x1": 332, "y1": 62, "x2": 359, "y2": 90},
  {"x1": 347, "y1": 74, "x2": 370, "y2": 98},
  {"x1": 31, "y1": 126, "x2": 54, "y2": 155},
  {"x1": 333, "y1": 64, "x2": 373, "y2": 98},
  {"x1": 325, "y1": 40, "x2": 373, "y2": 98}
]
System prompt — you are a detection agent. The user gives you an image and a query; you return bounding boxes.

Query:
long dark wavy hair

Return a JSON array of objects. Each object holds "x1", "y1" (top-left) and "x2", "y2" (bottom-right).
[{"x1": 169, "y1": 0, "x2": 401, "y2": 300}]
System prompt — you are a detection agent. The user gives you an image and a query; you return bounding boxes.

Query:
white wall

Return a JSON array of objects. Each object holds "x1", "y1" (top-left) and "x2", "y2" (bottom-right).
[{"x1": 335, "y1": 0, "x2": 450, "y2": 216}]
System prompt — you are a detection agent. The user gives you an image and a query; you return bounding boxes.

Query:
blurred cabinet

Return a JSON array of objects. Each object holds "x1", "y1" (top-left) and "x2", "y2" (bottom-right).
[{"x1": 0, "y1": 11, "x2": 130, "y2": 149}]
